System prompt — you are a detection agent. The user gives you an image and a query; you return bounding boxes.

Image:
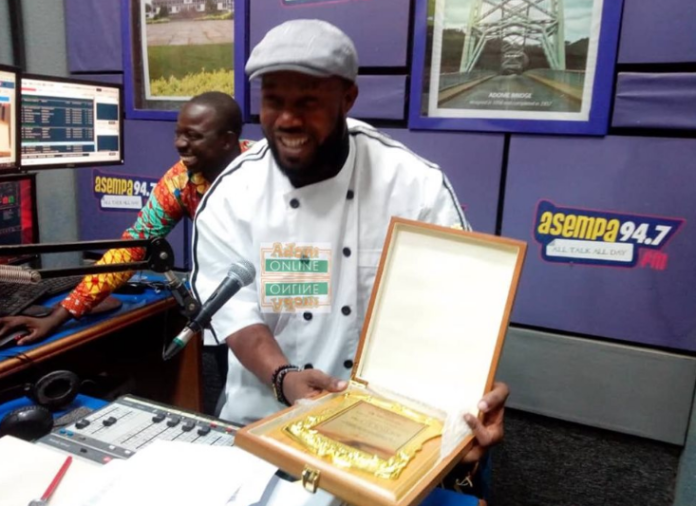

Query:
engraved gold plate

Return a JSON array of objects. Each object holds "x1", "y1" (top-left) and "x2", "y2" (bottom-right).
[{"x1": 282, "y1": 390, "x2": 443, "y2": 480}]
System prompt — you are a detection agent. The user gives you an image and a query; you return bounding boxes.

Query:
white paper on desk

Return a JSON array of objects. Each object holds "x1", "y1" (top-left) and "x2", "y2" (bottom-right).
[
  {"x1": 227, "y1": 475, "x2": 344, "y2": 506},
  {"x1": 74, "y1": 440, "x2": 277, "y2": 506},
  {"x1": 0, "y1": 435, "x2": 102, "y2": 506}
]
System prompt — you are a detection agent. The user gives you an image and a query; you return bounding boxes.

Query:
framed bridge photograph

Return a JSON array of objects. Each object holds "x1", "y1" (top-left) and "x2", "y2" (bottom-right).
[
  {"x1": 409, "y1": 0, "x2": 624, "y2": 135},
  {"x1": 121, "y1": 0, "x2": 246, "y2": 120}
]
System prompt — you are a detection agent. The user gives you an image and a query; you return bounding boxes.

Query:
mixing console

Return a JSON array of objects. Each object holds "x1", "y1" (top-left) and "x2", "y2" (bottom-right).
[{"x1": 38, "y1": 395, "x2": 238, "y2": 464}]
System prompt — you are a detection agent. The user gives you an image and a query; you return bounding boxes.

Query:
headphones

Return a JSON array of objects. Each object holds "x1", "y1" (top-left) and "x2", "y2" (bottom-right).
[{"x1": 0, "y1": 370, "x2": 81, "y2": 441}]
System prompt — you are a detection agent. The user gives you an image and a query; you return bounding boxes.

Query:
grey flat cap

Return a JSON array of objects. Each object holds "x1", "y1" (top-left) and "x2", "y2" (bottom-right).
[{"x1": 246, "y1": 19, "x2": 358, "y2": 82}]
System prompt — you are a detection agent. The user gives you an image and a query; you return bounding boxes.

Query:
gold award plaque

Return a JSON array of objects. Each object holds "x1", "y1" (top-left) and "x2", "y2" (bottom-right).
[{"x1": 283, "y1": 391, "x2": 444, "y2": 479}]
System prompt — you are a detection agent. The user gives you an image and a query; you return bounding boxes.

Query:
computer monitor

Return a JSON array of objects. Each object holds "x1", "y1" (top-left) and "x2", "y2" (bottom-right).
[
  {"x1": 0, "y1": 64, "x2": 20, "y2": 173},
  {"x1": 20, "y1": 74, "x2": 124, "y2": 169},
  {"x1": 0, "y1": 172, "x2": 39, "y2": 266}
]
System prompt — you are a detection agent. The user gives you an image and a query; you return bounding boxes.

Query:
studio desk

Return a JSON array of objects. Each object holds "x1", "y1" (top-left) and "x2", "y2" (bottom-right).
[{"x1": 0, "y1": 280, "x2": 202, "y2": 412}]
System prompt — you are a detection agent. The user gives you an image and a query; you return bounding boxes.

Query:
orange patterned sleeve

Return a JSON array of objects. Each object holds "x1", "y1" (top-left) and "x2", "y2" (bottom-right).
[{"x1": 61, "y1": 163, "x2": 189, "y2": 318}]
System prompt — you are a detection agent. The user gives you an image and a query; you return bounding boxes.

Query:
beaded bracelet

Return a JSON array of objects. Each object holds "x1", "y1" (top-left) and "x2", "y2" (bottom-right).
[
  {"x1": 271, "y1": 364, "x2": 300, "y2": 406},
  {"x1": 271, "y1": 364, "x2": 295, "y2": 386}
]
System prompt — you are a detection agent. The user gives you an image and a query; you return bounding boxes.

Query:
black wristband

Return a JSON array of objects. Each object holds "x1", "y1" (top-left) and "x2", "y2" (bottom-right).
[
  {"x1": 271, "y1": 364, "x2": 295, "y2": 386},
  {"x1": 271, "y1": 364, "x2": 300, "y2": 406}
]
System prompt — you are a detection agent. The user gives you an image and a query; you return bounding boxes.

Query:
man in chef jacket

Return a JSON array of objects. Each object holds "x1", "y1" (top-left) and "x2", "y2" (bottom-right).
[{"x1": 192, "y1": 19, "x2": 508, "y2": 465}]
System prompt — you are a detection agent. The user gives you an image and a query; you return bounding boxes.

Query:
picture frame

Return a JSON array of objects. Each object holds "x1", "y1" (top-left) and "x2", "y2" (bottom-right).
[
  {"x1": 408, "y1": 0, "x2": 624, "y2": 135},
  {"x1": 121, "y1": 0, "x2": 249, "y2": 120}
]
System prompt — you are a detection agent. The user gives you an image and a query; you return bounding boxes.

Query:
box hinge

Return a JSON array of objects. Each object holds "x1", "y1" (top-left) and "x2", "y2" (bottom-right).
[{"x1": 301, "y1": 466, "x2": 320, "y2": 493}]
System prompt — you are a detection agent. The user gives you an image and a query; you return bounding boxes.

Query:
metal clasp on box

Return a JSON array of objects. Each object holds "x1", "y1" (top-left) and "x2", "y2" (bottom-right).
[{"x1": 301, "y1": 466, "x2": 320, "y2": 493}]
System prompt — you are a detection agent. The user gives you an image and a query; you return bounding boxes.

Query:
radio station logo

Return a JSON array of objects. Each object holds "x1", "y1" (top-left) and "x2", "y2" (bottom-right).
[
  {"x1": 93, "y1": 169, "x2": 158, "y2": 211},
  {"x1": 534, "y1": 200, "x2": 684, "y2": 269}
]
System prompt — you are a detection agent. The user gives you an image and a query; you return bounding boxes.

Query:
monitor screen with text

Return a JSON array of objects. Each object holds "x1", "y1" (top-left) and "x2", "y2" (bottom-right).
[
  {"x1": 0, "y1": 64, "x2": 20, "y2": 172},
  {"x1": 21, "y1": 75, "x2": 123, "y2": 169}
]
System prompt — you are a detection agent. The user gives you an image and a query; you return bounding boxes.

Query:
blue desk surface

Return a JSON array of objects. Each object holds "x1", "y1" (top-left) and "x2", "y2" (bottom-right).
[{"x1": 0, "y1": 273, "x2": 174, "y2": 364}]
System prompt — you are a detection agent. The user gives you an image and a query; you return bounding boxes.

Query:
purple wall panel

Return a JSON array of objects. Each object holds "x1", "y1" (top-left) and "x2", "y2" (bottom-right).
[
  {"x1": 502, "y1": 135, "x2": 696, "y2": 351},
  {"x1": 619, "y1": 0, "x2": 696, "y2": 63},
  {"x1": 250, "y1": 75, "x2": 406, "y2": 120},
  {"x1": 65, "y1": 0, "x2": 123, "y2": 73},
  {"x1": 348, "y1": 76, "x2": 406, "y2": 120},
  {"x1": 612, "y1": 73, "x2": 696, "y2": 130},
  {"x1": 68, "y1": 74, "x2": 123, "y2": 85},
  {"x1": 76, "y1": 120, "x2": 187, "y2": 269},
  {"x1": 249, "y1": 0, "x2": 410, "y2": 68},
  {"x1": 241, "y1": 123, "x2": 264, "y2": 141},
  {"x1": 384, "y1": 129, "x2": 504, "y2": 233}
]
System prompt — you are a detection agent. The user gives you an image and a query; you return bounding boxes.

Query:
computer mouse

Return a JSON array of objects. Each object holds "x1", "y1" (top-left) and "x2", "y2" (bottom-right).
[
  {"x1": 114, "y1": 282, "x2": 147, "y2": 295},
  {"x1": 0, "y1": 327, "x2": 30, "y2": 349},
  {"x1": 0, "y1": 405, "x2": 54, "y2": 441}
]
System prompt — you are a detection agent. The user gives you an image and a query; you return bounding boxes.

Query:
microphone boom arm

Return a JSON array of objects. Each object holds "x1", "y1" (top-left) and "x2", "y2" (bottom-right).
[
  {"x1": 0, "y1": 237, "x2": 175, "y2": 279},
  {"x1": 1, "y1": 236, "x2": 200, "y2": 317}
]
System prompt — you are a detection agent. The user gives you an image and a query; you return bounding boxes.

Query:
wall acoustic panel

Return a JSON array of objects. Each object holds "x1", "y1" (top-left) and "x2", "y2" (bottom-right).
[
  {"x1": 501, "y1": 135, "x2": 696, "y2": 351},
  {"x1": 384, "y1": 128, "x2": 504, "y2": 234},
  {"x1": 65, "y1": 0, "x2": 122, "y2": 73},
  {"x1": 249, "y1": 0, "x2": 410, "y2": 68},
  {"x1": 612, "y1": 72, "x2": 696, "y2": 130},
  {"x1": 68, "y1": 74, "x2": 123, "y2": 85},
  {"x1": 250, "y1": 75, "x2": 407, "y2": 120},
  {"x1": 618, "y1": 0, "x2": 696, "y2": 64},
  {"x1": 76, "y1": 120, "x2": 186, "y2": 269},
  {"x1": 0, "y1": 0, "x2": 12, "y2": 65},
  {"x1": 497, "y1": 326, "x2": 696, "y2": 445},
  {"x1": 240, "y1": 123, "x2": 264, "y2": 142}
]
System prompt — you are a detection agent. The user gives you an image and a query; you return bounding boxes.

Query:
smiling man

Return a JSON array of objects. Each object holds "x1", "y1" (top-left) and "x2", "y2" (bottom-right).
[
  {"x1": 0, "y1": 92, "x2": 249, "y2": 344},
  {"x1": 191, "y1": 20, "x2": 509, "y2": 472},
  {"x1": 260, "y1": 70, "x2": 357, "y2": 187}
]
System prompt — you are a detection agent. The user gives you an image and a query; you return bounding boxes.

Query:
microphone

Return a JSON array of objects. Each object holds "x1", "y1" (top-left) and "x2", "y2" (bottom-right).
[
  {"x1": 0, "y1": 265, "x2": 41, "y2": 284},
  {"x1": 163, "y1": 260, "x2": 256, "y2": 361}
]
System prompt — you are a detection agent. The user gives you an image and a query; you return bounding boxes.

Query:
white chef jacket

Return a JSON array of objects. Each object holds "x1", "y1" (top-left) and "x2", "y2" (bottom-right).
[{"x1": 191, "y1": 119, "x2": 470, "y2": 425}]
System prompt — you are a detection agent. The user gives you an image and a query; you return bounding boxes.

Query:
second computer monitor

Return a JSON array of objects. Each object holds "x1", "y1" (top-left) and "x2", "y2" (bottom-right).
[
  {"x1": 0, "y1": 64, "x2": 20, "y2": 173},
  {"x1": 0, "y1": 172, "x2": 39, "y2": 266},
  {"x1": 21, "y1": 74, "x2": 124, "y2": 169}
]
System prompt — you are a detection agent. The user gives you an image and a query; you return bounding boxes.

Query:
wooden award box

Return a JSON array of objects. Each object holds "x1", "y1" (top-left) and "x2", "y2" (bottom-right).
[{"x1": 236, "y1": 217, "x2": 527, "y2": 506}]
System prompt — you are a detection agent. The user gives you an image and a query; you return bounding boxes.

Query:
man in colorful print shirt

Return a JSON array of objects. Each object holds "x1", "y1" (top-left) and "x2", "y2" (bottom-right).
[{"x1": 0, "y1": 92, "x2": 250, "y2": 344}]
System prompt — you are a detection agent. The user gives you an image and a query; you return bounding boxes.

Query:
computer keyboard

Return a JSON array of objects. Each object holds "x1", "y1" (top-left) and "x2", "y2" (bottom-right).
[
  {"x1": 0, "y1": 282, "x2": 49, "y2": 317},
  {"x1": 0, "y1": 276, "x2": 83, "y2": 317},
  {"x1": 40, "y1": 275, "x2": 84, "y2": 296}
]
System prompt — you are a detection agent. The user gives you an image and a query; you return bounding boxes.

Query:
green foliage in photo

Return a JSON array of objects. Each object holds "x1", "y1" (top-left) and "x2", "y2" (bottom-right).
[
  {"x1": 150, "y1": 68, "x2": 234, "y2": 97},
  {"x1": 147, "y1": 43, "x2": 233, "y2": 81}
]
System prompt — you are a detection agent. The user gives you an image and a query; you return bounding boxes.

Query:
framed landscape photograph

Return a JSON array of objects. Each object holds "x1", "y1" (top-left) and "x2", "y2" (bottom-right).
[
  {"x1": 409, "y1": 0, "x2": 624, "y2": 135},
  {"x1": 122, "y1": 0, "x2": 245, "y2": 120}
]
